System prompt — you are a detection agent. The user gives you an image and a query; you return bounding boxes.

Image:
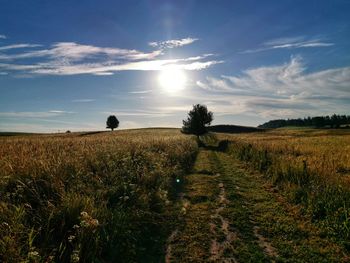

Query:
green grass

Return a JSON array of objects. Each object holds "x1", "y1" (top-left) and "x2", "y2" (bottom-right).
[
  {"x1": 222, "y1": 138, "x2": 350, "y2": 246},
  {"x1": 217, "y1": 151, "x2": 346, "y2": 262},
  {"x1": 168, "y1": 150, "x2": 219, "y2": 262},
  {"x1": 168, "y1": 137, "x2": 348, "y2": 262}
]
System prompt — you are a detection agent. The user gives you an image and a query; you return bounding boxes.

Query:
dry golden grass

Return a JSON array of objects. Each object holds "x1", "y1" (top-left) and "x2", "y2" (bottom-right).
[
  {"x1": 217, "y1": 129, "x2": 350, "y2": 183},
  {"x1": 0, "y1": 129, "x2": 197, "y2": 263},
  {"x1": 217, "y1": 128, "x2": 350, "y2": 244}
]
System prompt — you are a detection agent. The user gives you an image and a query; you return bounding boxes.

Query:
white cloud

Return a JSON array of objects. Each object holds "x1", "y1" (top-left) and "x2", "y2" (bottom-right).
[
  {"x1": 0, "y1": 111, "x2": 72, "y2": 118},
  {"x1": 196, "y1": 76, "x2": 234, "y2": 92},
  {"x1": 149, "y1": 37, "x2": 198, "y2": 49},
  {"x1": 0, "y1": 41, "x2": 219, "y2": 76},
  {"x1": 195, "y1": 56, "x2": 350, "y2": 119},
  {"x1": 0, "y1": 34, "x2": 6, "y2": 39},
  {"x1": 128, "y1": 90, "x2": 152, "y2": 94},
  {"x1": 93, "y1": 72, "x2": 114, "y2": 76},
  {"x1": 71, "y1": 99, "x2": 95, "y2": 103},
  {"x1": 0, "y1": 44, "x2": 41, "y2": 51},
  {"x1": 241, "y1": 36, "x2": 334, "y2": 54},
  {"x1": 0, "y1": 121, "x2": 102, "y2": 133},
  {"x1": 0, "y1": 42, "x2": 161, "y2": 61},
  {"x1": 101, "y1": 109, "x2": 173, "y2": 117},
  {"x1": 0, "y1": 56, "x2": 221, "y2": 75}
]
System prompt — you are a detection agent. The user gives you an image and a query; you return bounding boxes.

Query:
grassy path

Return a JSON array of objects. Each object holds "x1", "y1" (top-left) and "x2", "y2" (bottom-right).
[{"x1": 165, "y1": 145, "x2": 348, "y2": 262}]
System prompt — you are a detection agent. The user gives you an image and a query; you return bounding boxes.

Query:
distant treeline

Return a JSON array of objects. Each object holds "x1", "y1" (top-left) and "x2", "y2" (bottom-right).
[
  {"x1": 208, "y1": 125, "x2": 263, "y2": 133},
  {"x1": 259, "y1": 114, "x2": 350, "y2": 129}
]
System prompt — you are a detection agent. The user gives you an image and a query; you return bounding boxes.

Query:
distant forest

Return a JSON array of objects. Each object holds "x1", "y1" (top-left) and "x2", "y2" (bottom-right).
[{"x1": 259, "y1": 114, "x2": 350, "y2": 129}]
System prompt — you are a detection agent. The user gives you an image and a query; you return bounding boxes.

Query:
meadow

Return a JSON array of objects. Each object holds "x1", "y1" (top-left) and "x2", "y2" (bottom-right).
[
  {"x1": 0, "y1": 129, "x2": 197, "y2": 262},
  {"x1": 1, "y1": 127, "x2": 350, "y2": 262},
  {"x1": 217, "y1": 128, "x2": 350, "y2": 246}
]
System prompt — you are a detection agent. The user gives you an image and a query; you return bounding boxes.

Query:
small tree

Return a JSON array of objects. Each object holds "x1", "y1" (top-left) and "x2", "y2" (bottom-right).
[
  {"x1": 106, "y1": 115, "x2": 119, "y2": 131},
  {"x1": 182, "y1": 104, "x2": 213, "y2": 139}
]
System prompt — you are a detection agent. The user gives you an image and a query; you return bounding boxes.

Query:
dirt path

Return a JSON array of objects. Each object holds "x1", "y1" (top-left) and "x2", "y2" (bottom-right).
[{"x1": 165, "y1": 145, "x2": 347, "y2": 262}]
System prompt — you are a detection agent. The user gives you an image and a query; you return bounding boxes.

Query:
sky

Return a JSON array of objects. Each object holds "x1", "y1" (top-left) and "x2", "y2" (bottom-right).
[{"x1": 0, "y1": 0, "x2": 349, "y2": 132}]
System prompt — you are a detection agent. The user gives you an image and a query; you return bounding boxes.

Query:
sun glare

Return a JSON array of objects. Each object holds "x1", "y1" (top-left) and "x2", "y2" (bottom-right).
[{"x1": 158, "y1": 68, "x2": 187, "y2": 93}]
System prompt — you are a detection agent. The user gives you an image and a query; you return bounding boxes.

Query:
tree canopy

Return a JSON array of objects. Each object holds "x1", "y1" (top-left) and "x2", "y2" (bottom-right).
[
  {"x1": 182, "y1": 104, "x2": 213, "y2": 137},
  {"x1": 106, "y1": 115, "x2": 119, "y2": 131},
  {"x1": 259, "y1": 114, "x2": 350, "y2": 129}
]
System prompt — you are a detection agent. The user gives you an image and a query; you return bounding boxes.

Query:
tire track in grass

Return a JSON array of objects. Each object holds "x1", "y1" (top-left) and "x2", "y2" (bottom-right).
[
  {"x1": 209, "y1": 179, "x2": 238, "y2": 263},
  {"x1": 166, "y1": 142, "x2": 347, "y2": 262},
  {"x1": 166, "y1": 148, "x2": 241, "y2": 262},
  {"x1": 209, "y1": 151, "x2": 269, "y2": 262},
  {"x1": 216, "y1": 150, "x2": 348, "y2": 262},
  {"x1": 165, "y1": 150, "x2": 219, "y2": 262}
]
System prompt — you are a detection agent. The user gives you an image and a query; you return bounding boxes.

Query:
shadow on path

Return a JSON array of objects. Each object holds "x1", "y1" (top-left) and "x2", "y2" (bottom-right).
[{"x1": 200, "y1": 139, "x2": 229, "y2": 152}]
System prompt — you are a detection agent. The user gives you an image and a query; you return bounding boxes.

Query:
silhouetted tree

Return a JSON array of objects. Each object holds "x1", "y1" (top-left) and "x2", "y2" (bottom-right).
[
  {"x1": 106, "y1": 115, "x2": 119, "y2": 131},
  {"x1": 182, "y1": 104, "x2": 213, "y2": 139},
  {"x1": 259, "y1": 114, "x2": 350, "y2": 129}
]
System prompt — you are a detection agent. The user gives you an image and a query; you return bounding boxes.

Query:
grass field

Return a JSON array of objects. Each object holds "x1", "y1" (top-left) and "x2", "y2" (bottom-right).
[
  {"x1": 0, "y1": 129, "x2": 197, "y2": 262},
  {"x1": 1, "y1": 128, "x2": 350, "y2": 262},
  {"x1": 217, "y1": 129, "x2": 350, "y2": 246}
]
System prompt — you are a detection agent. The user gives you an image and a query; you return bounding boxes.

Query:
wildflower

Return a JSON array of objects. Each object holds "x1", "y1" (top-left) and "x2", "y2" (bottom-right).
[
  {"x1": 90, "y1": 219, "x2": 99, "y2": 227},
  {"x1": 28, "y1": 250, "x2": 40, "y2": 259},
  {"x1": 80, "y1": 220, "x2": 90, "y2": 228},
  {"x1": 24, "y1": 203, "x2": 32, "y2": 209},
  {"x1": 71, "y1": 250, "x2": 80, "y2": 263},
  {"x1": 68, "y1": 235, "x2": 76, "y2": 242},
  {"x1": 79, "y1": 211, "x2": 99, "y2": 229},
  {"x1": 80, "y1": 211, "x2": 88, "y2": 218}
]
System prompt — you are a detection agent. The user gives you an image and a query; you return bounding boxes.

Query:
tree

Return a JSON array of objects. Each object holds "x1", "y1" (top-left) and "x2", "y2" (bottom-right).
[
  {"x1": 182, "y1": 104, "x2": 213, "y2": 139},
  {"x1": 106, "y1": 115, "x2": 119, "y2": 131}
]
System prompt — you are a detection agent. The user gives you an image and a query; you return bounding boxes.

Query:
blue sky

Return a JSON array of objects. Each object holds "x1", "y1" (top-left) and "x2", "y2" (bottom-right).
[{"x1": 0, "y1": 0, "x2": 349, "y2": 132}]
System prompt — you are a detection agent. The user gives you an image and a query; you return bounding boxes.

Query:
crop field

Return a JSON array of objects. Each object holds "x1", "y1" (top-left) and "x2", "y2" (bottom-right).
[
  {"x1": 217, "y1": 129, "x2": 350, "y2": 181},
  {"x1": 1, "y1": 128, "x2": 350, "y2": 262},
  {"x1": 0, "y1": 129, "x2": 197, "y2": 262},
  {"x1": 217, "y1": 129, "x2": 350, "y2": 244}
]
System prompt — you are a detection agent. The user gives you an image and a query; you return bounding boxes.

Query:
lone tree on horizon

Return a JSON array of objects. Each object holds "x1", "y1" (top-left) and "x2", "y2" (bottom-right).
[
  {"x1": 106, "y1": 115, "x2": 119, "y2": 131},
  {"x1": 182, "y1": 104, "x2": 213, "y2": 139}
]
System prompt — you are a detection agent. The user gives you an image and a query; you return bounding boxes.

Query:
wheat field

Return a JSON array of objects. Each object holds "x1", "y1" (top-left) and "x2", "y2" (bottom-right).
[
  {"x1": 0, "y1": 129, "x2": 197, "y2": 263},
  {"x1": 217, "y1": 129, "x2": 350, "y2": 241}
]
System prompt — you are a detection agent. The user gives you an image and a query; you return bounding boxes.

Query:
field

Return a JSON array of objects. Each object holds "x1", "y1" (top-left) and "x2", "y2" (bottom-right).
[
  {"x1": 0, "y1": 129, "x2": 197, "y2": 262},
  {"x1": 1, "y1": 128, "x2": 350, "y2": 262},
  {"x1": 218, "y1": 128, "x2": 350, "y2": 181},
  {"x1": 217, "y1": 129, "x2": 350, "y2": 243}
]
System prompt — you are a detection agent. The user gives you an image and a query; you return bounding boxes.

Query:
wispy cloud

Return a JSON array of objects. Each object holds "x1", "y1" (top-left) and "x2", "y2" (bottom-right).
[
  {"x1": 241, "y1": 36, "x2": 334, "y2": 54},
  {"x1": 0, "y1": 110, "x2": 73, "y2": 118},
  {"x1": 0, "y1": 42, "x2": 160, "y2": 61},
  {"x1": 0, "y1": 121, "x2": 102, "y2": 133},
  {"x1": 148, "y1": 37, "x2": 198, "y2": 49},
  {"x1": 71, "y1": 99, "x2": 95, "y2": 103},
  {"x1": 101, "y1": 109, "x2": 173, "y2": 117},
  {"x1": 0, "y1": 40, "x2": 220, "y2": 76},
  {"x1": 0, "y1": 44, "x2": 41, "y2": 52},
  {"x1": 195, "y1": 56, "x2": 350, "y2": 118},
  {"x1": 0, "y1": 55, "x2": 221, "y2": 75},
  {"x1": 0, "y1": 34, "x2": 6, "y2": 39},
  {"x1": 128, "y1": 90, "x2": 153, "y2": 94}
]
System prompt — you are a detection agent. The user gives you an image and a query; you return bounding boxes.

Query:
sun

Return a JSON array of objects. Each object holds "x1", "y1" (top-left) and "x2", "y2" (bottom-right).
[{"x1": 158, "y1": 68, "x2": 187, "y2": 93}]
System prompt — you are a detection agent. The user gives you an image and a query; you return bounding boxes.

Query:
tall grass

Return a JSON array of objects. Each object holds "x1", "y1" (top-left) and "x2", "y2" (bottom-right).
[
  {"x1": 0, "y1": 129, "x2": 197, "y2": 262},
  {"x1": 217, "y1": 129, "x2": 350, "y2": 247}
]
